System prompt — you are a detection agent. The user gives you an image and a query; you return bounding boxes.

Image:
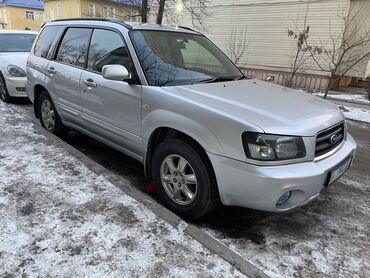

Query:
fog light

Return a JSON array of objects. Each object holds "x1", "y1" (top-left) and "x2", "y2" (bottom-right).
[
  {"x1": 16, "y1": 87, "x2": 26, "y2": 92},
  {"x1": 277, "y1": 191, "x2": 291, "y2": 206}
]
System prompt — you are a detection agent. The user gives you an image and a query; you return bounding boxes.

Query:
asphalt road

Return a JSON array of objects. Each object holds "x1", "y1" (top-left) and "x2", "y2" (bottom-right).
[{"x1": 16, "y1": 100, "x2": 370, "y2": 277}]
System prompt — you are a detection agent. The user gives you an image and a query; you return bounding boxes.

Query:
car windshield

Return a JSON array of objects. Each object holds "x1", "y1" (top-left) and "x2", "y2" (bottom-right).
[
  {"x1": 0, "y1": 33, "x2": 36, "y2": 52},
  {"x1": 130, "y1": 30, "x2": 243, "y2": 86}
]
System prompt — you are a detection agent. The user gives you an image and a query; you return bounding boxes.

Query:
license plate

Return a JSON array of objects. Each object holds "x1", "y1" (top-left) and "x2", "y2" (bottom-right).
[{"x1": 327, "y1": 156, "x2": 352, "y2": 186}]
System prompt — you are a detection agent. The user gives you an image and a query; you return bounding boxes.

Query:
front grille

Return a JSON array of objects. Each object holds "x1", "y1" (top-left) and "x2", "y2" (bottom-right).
[{"x1": 315, "y1": 123, "x2": 344, "y2": 157}]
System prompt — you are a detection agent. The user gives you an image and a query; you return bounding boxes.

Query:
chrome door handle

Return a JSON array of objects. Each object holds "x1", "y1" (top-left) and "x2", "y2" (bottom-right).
[
  {"x1": 48, "y1": 67, "x2": 57, "y2": 74},
  {"x1": 83, "y1": 78, "x2": 97, "y2": 88}
]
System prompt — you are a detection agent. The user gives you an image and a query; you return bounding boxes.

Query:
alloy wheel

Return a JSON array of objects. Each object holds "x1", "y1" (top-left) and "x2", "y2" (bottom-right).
[
  {"x1": 160, "y1": 154, "x2": 198, "y2": 205},
  {"x1": 41, "y1": 99, "x2": 56, "y2": 131}
]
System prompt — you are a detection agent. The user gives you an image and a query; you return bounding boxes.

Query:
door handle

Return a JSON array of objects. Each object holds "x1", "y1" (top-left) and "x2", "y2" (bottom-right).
[
  {"x1": 83, "y1": 78, "x2": 97, "y2": 88},
  {"x1": 48, "y1": 67, "x2": 57, "y2": 74}
]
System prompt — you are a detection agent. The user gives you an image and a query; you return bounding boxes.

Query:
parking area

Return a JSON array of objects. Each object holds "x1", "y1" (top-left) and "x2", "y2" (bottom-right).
[{"x1": 4, "y1": 101, "x2": 370, "y2": 277}]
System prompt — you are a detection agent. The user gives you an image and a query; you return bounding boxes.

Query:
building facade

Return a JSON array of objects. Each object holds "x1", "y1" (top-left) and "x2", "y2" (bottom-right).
[
  {"x1": 44, "y1": 0, "x2": 140, "y2": 22},
  {"x1": 166, "y1": 0, "x2": 370, "y2": 90},
  {"x1": 0, "y1": 0, "x2": 44, "y2": 30}
]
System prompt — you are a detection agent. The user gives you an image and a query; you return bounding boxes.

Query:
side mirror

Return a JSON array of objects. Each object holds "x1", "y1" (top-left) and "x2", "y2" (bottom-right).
[{"x1": 102, "y1": 64, "x2": 131, "y2": 81}]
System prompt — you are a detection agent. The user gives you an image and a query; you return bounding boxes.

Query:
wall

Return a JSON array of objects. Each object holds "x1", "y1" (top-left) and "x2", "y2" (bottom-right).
[
  {"x1": 44, "y1": 0, "x2": 140, "y2": 22},
  {"x1": 345, "y1": 0, "x2": 370, "y2": 78},
  {"x1": 0, "y1": 6, "x2": 44, "y2": 30},
  {"x1": 44, "y1": 0, "x2": 81, "y2": 21},
  {"x1": 79, "y1": 0, "x2": 140, "y2": 21}
]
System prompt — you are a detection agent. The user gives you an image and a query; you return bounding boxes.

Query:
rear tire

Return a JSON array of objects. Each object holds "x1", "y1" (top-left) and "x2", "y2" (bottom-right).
[
  {"x1": 38, "y1": 91, "x2": 69, "y2": 137},
  {"x1": 0, "y1": 73, "x2": 11, "y2": 103},
  {"x1": 152, "y1": 139, "x2": 219, "y2": 219}
]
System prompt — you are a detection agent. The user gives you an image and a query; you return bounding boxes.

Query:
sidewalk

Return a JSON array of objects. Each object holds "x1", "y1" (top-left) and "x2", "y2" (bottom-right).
[
  {"x1": 0, "y1": 101, "x2": 244, "y2": 277},
  {"x1": 315, "y1": 87, "x2": 370, "y2": 106}
]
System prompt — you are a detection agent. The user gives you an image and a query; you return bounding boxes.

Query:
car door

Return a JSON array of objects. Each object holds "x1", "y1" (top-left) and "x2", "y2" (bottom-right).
[
  {"x1": 80, "y1": 28, "x2": 142, "y2": 156},
  {"x1": 46, "y1": 27, "x2": 92, "y2": 127}
]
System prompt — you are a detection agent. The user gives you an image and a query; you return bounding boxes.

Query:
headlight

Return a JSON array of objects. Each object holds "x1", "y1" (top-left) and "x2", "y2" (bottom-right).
[
  {"x1": 7, "y1": 65, "x2": 26, "y2": 77},
  {"x1": 242, "y1": 132, "x2": 306, "y2": 161}
]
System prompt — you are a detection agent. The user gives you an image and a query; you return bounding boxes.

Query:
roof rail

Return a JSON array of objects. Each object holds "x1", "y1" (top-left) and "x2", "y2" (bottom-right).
[
  {"x1": 51, "y1": 17, "x2": 132, "y2": 30},
  {"x1": 176, "y1": 26, "x2": 197, "y2": 32}
]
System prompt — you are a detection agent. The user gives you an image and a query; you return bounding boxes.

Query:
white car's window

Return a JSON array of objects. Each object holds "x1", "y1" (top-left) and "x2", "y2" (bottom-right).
[
  {"x1": 130, "y1": 30, "x2": 242, "y2": 86},
  {"x1": 0, "y1": 34, "x2": 36, "y2": 52}
]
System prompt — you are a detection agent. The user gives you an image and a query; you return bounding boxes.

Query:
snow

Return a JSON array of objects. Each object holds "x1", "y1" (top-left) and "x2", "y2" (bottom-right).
[
  {"x1": 311, "y1": 91, "x2": 370, "y2": 105},
  {"x1": 198, "y1": 162, "x2": 370, "y2": 277},
  {"x1": 0, "y1": 102, "x2": 244, "y2": 277},
  {"x1": 300, "y1": 89, "x2": 370, "y2": 124},
  {"x1": 339, "y1": 106, "x2": 370, "y2": 124}
]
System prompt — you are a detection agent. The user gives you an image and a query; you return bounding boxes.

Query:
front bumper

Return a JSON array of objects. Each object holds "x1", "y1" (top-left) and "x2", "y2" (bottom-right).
[
  {"x1": 208, "y1": 133, "x2": 357, "y2": 212},
  {"x1": 4, "y1": 76, "x2": 27, "y2": 97}
]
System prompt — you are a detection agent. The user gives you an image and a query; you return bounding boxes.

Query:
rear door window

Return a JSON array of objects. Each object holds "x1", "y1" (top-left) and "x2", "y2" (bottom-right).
[
  {"x1": 55, "y1": 28, "x2": 92, "y2": 68},
  {"x1": 34, "y1": 26, "x2": 64, "y2": 58}
]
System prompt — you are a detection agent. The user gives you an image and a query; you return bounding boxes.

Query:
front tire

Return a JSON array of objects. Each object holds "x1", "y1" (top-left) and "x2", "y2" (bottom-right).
[
  {"x1": 38, "y1": 91, "x2": 69, "y2": 137},
  {"x1": 0, "y1": 73, "x2": 11, "y2": 103},
  {"x1": 152, "y1": 139, "x2": 219, "y2": 219}
]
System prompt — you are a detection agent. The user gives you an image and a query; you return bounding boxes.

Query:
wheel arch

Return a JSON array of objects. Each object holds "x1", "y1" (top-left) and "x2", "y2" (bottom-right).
[
  {"x1": 145, "y1": 126, "x2": 218, "y2": 187},
  {"x1": 33, "y1": 84, "x2": 49, "y2": 118}
]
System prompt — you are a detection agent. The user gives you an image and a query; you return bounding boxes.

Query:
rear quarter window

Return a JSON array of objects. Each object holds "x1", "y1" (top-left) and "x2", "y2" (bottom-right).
[{"x1": 34, "y1": 25, "x2": 64, "y2": 58}]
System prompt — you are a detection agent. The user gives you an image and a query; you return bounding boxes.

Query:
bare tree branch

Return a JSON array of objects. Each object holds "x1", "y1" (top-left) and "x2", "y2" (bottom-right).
[
  {"x1": 226, "y1": 26, "x2": 249, "y2": 65},
  {"x1": 286, "y1": 8, "x2": 311, "y2": 88},
  {"x1": 307, "y1": 3, "x2": 370, "y2": 98}
]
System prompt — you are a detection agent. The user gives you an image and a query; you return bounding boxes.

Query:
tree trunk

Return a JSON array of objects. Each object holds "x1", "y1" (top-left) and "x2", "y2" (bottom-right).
[
  {"x1": 324, "y1": 73, "x2": 334, "y2": 98},
  {"x1": 286, "y1": 72, "x2": 296, "y2": 88},
  {"x1": 366, "y1": 76, "x2": 370, "y2": 101},
  {"x1": 141, "y1": 0, "x2": 148, "y2": 23},
  {"x1": 156, "y1": 0, "x2": 166, "y2": 25}
]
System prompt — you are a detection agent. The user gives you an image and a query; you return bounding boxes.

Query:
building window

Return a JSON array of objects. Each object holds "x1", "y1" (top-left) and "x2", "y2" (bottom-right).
[
  {"x1": 35, "y1": 12, "x2": 44, "y2": 21},
  {"x1": 26, "y1": 11, "x2": 35, "y2": 20},
  {"x1": 57, "y1": 2, "x2": 62, "y2": 17},
  {"x1": 89, "y1": 3, "x2": 96, "y2": 17},
  {"x1": 104, "y1": 6, "x2": 115, "y2": 19},
  {"x1": 50, "y1": 8, "x2": 54, "y2": 20}
]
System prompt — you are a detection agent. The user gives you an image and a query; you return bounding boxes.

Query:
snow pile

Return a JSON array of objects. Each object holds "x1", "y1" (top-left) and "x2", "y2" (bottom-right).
[
  {"x1": 0, "y1": 102, "x2": 243, "y2": 277},
  {"x1": 312, "y1": 91, "x2": 370, "y2": 105},
  {"x1": 300, "y1": 89, "x2": 370, "y2": 124},
  {"x1": 338, "y1": 106, "x2": 370, "y2": 124}
]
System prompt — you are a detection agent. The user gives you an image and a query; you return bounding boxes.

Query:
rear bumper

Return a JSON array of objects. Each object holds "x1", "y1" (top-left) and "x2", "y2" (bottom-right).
[
  {"x1": 209, "y1": 133, "x2": 357, "y2": 212},
  {"x1": 4, "y1": 76, "x2": 27, "y2": 97}
]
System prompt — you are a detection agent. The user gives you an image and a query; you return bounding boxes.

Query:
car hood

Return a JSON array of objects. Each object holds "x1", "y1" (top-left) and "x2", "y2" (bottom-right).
[
  {"x1": 0, "y1": 52, "x2": 29, "y2": 70},
  {"x1": 163, "y1": 79, "x2": 344, "y2": 136}
]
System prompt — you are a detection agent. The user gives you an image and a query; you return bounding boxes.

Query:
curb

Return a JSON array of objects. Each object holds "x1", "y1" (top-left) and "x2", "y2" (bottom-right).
[
  {"x1": 25, "y1": 112, "x2": 269, "y2": 278},
  {"x1": 327, "y1": 96, "x2": 370, "y2": 107},
  {"x1": 345, "y1": 118, "x2": 370, "y2": 125}
]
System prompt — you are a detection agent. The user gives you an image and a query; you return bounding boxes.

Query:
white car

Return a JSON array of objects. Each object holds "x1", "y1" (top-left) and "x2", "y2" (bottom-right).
[{"x1": 0, "y1": 30, "x2": 37, "y2": 102}]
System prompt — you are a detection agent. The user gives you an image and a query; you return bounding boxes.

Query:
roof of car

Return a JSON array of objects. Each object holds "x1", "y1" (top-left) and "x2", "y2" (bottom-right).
[
  {"x1": 0, "y1": 30, "x2": 38, "y2": 34},
  {"x1": 47, "y1": 18, "x2": 200, "y2": 35}
]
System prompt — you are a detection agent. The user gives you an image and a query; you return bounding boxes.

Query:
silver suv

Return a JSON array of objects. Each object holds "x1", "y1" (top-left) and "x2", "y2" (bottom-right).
[{"x1": 27, "y1": 19, "x2": 357, "y2": 219}]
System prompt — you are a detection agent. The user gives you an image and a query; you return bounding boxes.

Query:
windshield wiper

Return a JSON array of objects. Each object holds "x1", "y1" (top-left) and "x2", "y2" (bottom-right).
[
  {"x1": 199, "y1": 76, "x2": 238, "y2": 83},
  {"x1": 238, "y1": 75, "x2": 250, "y2": 80}
]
